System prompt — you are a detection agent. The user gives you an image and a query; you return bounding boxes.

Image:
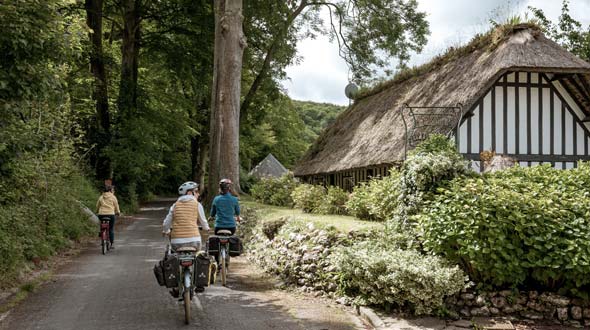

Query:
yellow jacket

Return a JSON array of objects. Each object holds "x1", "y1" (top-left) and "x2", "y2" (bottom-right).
[{"x1": 96, "y1": 192, "x2": 120, "y2": 215}]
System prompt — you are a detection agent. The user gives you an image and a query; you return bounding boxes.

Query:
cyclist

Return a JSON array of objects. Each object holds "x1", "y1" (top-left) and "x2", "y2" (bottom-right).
[
  {"x1": 96, "y1": 185, "x2": 120, "y2": 249},
  {"x1": 162, "y1": 181, "x2": 210, "y2": 251},
  {"x1": 211, "y1": 179, "x2": 240, "y2": 235},
  {"x1": 210, "y1": 179, "x2": 240, "y2": 269}
]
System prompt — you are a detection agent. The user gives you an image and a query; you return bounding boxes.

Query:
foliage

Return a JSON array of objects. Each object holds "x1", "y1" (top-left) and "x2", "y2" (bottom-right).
[
  {"x1": 315, "y1": 186, "x2": 349, "y2": 215},
  {"x1": 418, "y1": 163, "x2": 590, "y2": 292},
  {"x1": 345, "y1": 170, "x2": 401, "y2": 221},
  {"x1": 291, "y1": 184, "x2": 326, "y2": 213},
  {"x1": 530, "y1": 0, "x2": 590, "y2": 61},
  {"x1": 397, "y1": 134, "x2": 469, "y2": 219},
  {"x1": 331, "y1": 241, "x2": 466, "y2": 314},
  {"x1": 293, "y1": 100, "x2": 346, "y2": 143},
  {"x1": 345, "y1": 182, "x2": 373, "y2": 220},
  {"x1": 250, "y1": 173, "x2": 300, "y2": 207}
]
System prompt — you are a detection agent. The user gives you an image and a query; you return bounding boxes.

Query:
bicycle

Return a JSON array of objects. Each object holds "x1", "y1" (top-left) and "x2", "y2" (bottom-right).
[
  {"x1": 215, "y1": 229, "x2": 233, "y2": 286},
  {"x1": 99, "y1": 216, "x2": 111, "y2": 255}
]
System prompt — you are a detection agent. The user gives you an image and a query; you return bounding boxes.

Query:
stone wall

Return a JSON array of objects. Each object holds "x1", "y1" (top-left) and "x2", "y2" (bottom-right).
[{"x1": 446, "y1": 290, "x2": 590, "y2": 327}]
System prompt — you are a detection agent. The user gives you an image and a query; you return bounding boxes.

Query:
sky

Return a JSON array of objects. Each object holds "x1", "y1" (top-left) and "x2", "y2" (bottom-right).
[{"x1": 281, "y1": 0, "x2": 590, "y2": 106}]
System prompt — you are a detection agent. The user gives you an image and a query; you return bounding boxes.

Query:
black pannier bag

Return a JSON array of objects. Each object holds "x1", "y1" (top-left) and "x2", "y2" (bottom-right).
[
  {"x1": 229, "y1": 236, "x2": 243, "y2": 256},
  {"x1": 153, "y1": 262, "x2": 165, "y2": 286},
  {"x1": 208, "y1": 236, "x2": 220, "y2": 254},
  {"x1": 162, "y1": 254, "x2": 180, "y2": 288},
  {"x1": 194, "y1": 253, "x2": 211, "y2": 287}
]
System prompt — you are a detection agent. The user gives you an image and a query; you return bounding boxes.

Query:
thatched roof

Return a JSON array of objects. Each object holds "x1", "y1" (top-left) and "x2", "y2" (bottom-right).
[
  {"x1": 249, "y1": 154, "x2": 288, "y2": 179},
  {"x1": 294, "y1": 24, "x2": 590, "y2": 176}
]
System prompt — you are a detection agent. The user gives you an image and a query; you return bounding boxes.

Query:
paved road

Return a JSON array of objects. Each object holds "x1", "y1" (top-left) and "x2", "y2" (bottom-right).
[{"x1": 0, "y1": 199, "x2": 365, "y2": 330}]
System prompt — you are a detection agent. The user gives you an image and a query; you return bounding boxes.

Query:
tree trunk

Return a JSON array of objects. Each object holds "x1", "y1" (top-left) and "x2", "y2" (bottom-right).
[
  {"x1": 85, "y1": 0, "x2": 111, "y2": 180},
  {"x1": 207, "y1": 0, "x2": 246, "y2": 205},
  {"x1": 117, "y1": 0, "x2": 140, "y2": 118},
  {"x1": 191, "y1": 135, "x2": 208, "y2": 192}
]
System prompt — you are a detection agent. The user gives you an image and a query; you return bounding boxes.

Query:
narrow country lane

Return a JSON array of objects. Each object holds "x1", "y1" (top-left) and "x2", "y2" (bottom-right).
[{"x1": 0, "y1": 199, "x2": 366, "y2": 330}]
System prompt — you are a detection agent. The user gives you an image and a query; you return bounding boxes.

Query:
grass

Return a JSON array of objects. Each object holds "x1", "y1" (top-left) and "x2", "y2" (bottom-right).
[
  {"x1": 241, "y1": 197, "x2": 382, "y2": 233},
  {"x1": 0, "y1": 271, "x2": 52, "y2": 314}
]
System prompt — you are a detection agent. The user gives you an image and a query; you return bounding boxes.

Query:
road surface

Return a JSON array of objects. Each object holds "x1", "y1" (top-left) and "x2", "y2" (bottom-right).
[{"x1": 0, "y1": 199, "x2": 366, "y2": 330}]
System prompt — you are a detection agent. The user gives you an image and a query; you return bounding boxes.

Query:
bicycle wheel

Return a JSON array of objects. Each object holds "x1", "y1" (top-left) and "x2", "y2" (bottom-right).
[
  {"x1": 101, "y1": 239, "x2": 106, "y2": 255},
  {"x1": 183, "y1": 289, "x2": 190, "y2": 324},
  {"x1": 220, "y1": 250, "x2": 227, "y2": 286}
]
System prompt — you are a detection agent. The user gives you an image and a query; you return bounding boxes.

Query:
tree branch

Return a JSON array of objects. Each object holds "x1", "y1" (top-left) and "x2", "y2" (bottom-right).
[{"x1": 240, "y1": 0, "x2": 310, "y2": 125}]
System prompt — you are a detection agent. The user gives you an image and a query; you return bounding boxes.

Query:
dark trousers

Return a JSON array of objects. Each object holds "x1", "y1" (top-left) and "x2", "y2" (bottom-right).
[{"x1": 99, "y1": 215, "x2": 116, "y2": 243}]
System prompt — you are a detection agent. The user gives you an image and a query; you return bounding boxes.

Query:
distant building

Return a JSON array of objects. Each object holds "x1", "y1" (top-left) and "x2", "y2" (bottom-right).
[
  {"x1": 294, "y1": 24, "x2": 590, "y2": 190},
  {"x1": 249, "y1": 154, "x2": 288, "y2": 179}
]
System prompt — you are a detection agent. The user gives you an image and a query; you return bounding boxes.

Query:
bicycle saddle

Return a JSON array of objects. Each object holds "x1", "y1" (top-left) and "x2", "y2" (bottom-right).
[{"x1": 216, "y1": 230, "x2": 232, "y2": 236}]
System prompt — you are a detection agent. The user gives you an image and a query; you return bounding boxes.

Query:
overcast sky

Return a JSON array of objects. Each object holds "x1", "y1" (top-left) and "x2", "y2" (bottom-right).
[{"x1": 281, "y1": 0, "x2": 590, "y2": 106}]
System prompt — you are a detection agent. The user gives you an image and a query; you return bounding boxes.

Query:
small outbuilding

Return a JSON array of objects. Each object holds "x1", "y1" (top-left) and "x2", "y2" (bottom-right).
[
  {"x1": 249, "y1": 154, "x2": 288, "y2": 180},
  {"x1": 294, "y1": 24, "x2": 590, "y2": 190}
]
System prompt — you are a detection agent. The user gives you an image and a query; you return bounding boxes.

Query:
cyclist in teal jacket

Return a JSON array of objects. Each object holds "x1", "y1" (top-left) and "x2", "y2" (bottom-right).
[{"x1": 210, "y1": 178, "x2": 240, "y2": 234}]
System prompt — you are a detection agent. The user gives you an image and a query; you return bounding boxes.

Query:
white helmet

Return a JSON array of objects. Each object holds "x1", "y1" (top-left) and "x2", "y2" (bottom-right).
[{"x1": 178, "y1": 181, "x2": 198, "y2": 195}]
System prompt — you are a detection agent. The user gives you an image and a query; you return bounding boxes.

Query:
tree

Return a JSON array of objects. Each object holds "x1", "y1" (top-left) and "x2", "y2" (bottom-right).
[
  {"x1": 240, "y1": 0, "x2": 429, "y2": 126},
  {"x1": 530, "y1": 0, "x2": 590, "y2": 62},
  {"x1": 85, "y1": 0, "x2": 112, "y2": 180},
  {"x1": 207, "y1": 0, "x2": 247, "y2": 200}
]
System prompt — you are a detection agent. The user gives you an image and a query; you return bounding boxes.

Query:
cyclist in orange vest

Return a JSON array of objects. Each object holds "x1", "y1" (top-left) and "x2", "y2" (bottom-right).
[{"x1": 162, "y1": 181, "x2": 210, "y2": 251}]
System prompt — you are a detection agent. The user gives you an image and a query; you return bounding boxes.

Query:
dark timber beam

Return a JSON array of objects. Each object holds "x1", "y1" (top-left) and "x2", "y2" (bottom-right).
[{"x1": 463, "y1": 153, "x2": 590, "y2": 162}]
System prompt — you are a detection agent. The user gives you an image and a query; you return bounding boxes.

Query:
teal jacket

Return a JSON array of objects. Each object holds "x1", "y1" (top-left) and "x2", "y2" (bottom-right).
[{"x1": 210, "y1": 193, "x2": 240, "y2": 228}]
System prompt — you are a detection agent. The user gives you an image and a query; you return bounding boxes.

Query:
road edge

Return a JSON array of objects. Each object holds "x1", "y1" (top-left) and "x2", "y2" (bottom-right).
[{"x1": 357, "y1": 305, "x2": 385, "y2": 329}]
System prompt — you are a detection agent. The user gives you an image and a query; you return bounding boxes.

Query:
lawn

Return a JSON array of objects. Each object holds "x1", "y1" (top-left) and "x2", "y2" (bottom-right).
[{"x1": 241, "y1": 196, "x2": 382, "y2": 233}]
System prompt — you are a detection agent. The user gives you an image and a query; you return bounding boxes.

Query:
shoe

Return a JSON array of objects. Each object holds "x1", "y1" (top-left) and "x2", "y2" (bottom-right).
[
  {"x1": 195, "y1": 286, "x2": 205, "y2": 293},
  {"x1": 169, "y1": 288, "x2": 179, "y2": 298},
  {"x1": 110, "y1": 244, "x2": 115, "y2": 250}
]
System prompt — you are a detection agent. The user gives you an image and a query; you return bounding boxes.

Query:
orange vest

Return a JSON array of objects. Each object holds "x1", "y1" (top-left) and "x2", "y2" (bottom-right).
[{"x1": 171, "y1": 199, "x2": 200, "y2": 239}]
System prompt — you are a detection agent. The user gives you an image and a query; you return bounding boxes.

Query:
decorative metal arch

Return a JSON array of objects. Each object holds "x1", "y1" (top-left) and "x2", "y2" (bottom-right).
[{"x1": 400, "y1": 103, "x2": 464, "y2": 160}]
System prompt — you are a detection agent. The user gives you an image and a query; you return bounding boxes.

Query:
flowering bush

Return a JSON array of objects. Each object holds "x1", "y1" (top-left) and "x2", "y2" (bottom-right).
[
  {"x1": 397, "y1": 134, "x2": 469, "y2": 219},
  {"x1": 250, "y1": 173, "x2": 299, "y2": 207},
  {"x1": 331, "y1": 240, "x2": 467, "y2": 314}
]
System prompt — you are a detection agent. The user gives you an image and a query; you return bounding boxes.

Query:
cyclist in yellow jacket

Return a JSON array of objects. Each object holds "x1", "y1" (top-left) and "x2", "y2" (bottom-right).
[{"x1": 96, "y1": 185, "x2": 120, "y2": 248}]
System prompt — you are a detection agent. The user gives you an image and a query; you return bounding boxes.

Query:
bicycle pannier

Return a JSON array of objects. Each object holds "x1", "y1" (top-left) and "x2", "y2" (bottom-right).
[
  {"x1": 208, "y1": 236, "x2": 220, "y2": 254},
  {"x1": 153, "y1": 262, "x2": 166, "y2": 286},
  {"x1": 162, "y1": 254, "x2": 180, "y2": 288},
  {"x1": 194, "y1": 253, "x2": 211, "y2": 287},
  {"x1": 229, "y1": 236, "x2": 243, "y2": 256}
]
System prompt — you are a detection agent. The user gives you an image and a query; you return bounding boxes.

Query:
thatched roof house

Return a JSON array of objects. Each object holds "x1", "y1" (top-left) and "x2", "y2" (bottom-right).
[
  {"x1": 294, "y1": 24, "x2": 590, "y2": 190},
  {"x1": 249, "y1": 154, "x2": 288, "y2": 179}
]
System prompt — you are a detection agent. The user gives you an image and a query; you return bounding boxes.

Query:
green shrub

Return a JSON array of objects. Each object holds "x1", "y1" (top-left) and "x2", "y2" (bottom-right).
[
  {"x1": 250, "y1": 173, "x2": 299, "y2": 207},
  {"x1": 397, "y1": 134, "x2": 469, "y2": 219},
  {"x1": 345, "y1": 182, "x2": 373, "y2": 220},
  {"x1": 291, "y1": 184, "x2": 325, "y2": 213},
  {"x1": 331, "y1": 240, "x2": 466, "y2": 314},
  {"x1": 418, "y1": 163, "x2": 590, "y2": 292},
  {"x1": 346, "y1": 170, "x2": 401, "y2": 221},
  {"x1": 316, "y1": 186, "x2": 349, "y2": 215}
]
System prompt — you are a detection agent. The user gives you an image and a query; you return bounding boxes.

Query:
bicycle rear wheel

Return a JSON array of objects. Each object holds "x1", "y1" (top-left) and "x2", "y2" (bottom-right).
[
  {"x1": 183, "y1": 290, "x2": 190, "y2": 324},
  {"x1": 101, "y1": 239, "x2": 106, "y2": 255},
  {"x1": 220, "y1": 251, "x2": 227, "y2": 286}
]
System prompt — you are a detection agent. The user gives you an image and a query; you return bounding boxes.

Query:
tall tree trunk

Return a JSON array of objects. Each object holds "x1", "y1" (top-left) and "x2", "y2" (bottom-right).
[
  {"x1": 191, "y1": 135, "x2": 208, "y2": 191},
  {"x1": 85, "y1": 0, "x2": 111, "y2": 180},
  {"x1": 117, "y1": 0, "x2": 140, "y2": 118},
  {"x1": 207, "y1": 0, "x2": 246, "y2": 205}
]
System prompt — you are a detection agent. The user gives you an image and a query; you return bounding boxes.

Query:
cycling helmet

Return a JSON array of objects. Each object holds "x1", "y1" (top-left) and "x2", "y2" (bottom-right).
[
  {"x1": 178, "y1": 181, "x2": 199, "y2": 195},
  {"x1": 219, "y1": 178, "x2": 232, "y2": 192}
]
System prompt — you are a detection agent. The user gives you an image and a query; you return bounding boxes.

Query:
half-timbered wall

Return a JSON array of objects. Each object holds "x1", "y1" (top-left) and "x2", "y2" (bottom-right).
[
  {"x1": 299, "y1": 164, "x2": 392, "y2": 191},
  {"x1": 458, "y1": 71, "x2": 590, "y2": 171}
]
